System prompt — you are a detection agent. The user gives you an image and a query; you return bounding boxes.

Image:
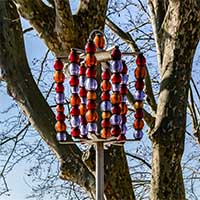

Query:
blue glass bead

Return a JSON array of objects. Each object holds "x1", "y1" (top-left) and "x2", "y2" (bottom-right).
[
  {"x1": 134, "y1": 130, "x2": 143, "y2": 140},
  {"x1": 111, "y1": 60, "x2": 123, "y2": 73},
  {"x1": 80, "y1": 125, "x2": 88, "y2": 136},
  {"x1": 56, "y1": 132, "x2": 67, "y2": 142},
  {"x1": 70, "y1": 86, "x2": 79, "y2": 94},
  {"x1": 100, "y1": 101, "x2": 112, "y2": 112},
  {"x1": 121, "y1": 74, "x2": 128, "y2": 84},
  {"x1": 55, "y1": 93, "x2": 65, "y2": 104},
  {"x1": 87, "y1": 123, "x2": 97, "y2": 132},
  {"x1": 79, "y1": 75, "x2": 86, "y2": 87},
  {"x1": 121, "y1": 95, "x2": 127, "y2": 103},
  {"x1": 80, "y1": 97, "x2": 87, "y2": 104},
  {"x1": 70, "y1": 116, "x2": 80, "y2": 128},
  {"x1": 134, "y1": 90, "x2": 145, "y2": 101},
  {"x1": 85, "y1": 78, "x2": 98, "y2": 90},
  {"x1": 121, "y1": 124, "x2": 127, "y2": 134},
  {"x1": 110, "y1": 114, "x2": 122, "y2": 125},
  {"x1": 112, "y1": 84, "x2": 120, "y2": 92},
  {"x1": 68, "y1": 63, "x2": 79, "y2": 76}
]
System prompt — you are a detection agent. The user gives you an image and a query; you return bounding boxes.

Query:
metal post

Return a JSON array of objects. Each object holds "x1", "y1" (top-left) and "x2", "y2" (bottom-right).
[{"x1": 96, "y1": 141, "x2": 104, "y2": 200}]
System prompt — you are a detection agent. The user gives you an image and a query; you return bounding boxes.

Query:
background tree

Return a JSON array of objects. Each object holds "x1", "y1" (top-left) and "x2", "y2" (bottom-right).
[{"x1": 0, "y1": 0, "x2": 200, "y2": 200}]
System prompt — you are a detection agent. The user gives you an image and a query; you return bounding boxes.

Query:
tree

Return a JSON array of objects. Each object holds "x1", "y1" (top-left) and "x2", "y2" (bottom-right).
[{"x1": 0, "y1": 0, "x2": 200, "y2": 200}]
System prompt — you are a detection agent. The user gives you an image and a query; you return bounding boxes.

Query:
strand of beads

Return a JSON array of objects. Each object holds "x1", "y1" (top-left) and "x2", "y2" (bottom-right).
[
  {"x1": 110, "y1": 46, "x2": 123, "y2": 137},
  {"x1": 133, "y1": 53, "x2": 147, "y2": 140},
  {"x1": 85, "y1": 40, "x2": 98, "y2": 135},
  {"x1": 79, "y1": 62, "x2": 88, "y2": 138},
  {"x1": 118, "y1": 61, "x2": 128, "y2": 141},
  {"x1": 54, "y1": 59, "x2": 67, "y2": 142},
  {"x1": 68, "y1": 49, "x2": 81, "y2": 138}
]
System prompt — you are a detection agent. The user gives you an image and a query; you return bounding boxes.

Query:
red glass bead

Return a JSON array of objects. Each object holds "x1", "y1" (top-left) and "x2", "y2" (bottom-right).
[
  {"x1": 79, "y1": 87, "x2": 87, "y2": 97},
  {"x1": 80, "y1": 65, "x2": 86, "y2": 75},
  {"x1": 56, "y1": 105, "x2": 64, "y2": 113},
  {"x1": 111, "y1": 125, "x2": 121, "y2": 137},
  {"x1": 111, "y1": 105, "x2": 121, "y2": 114},
  {"x1": 111, "y1": 73, "x2": 122, "y2": 84},
  {"x1": 121, "y1": 114, "x2": 127, "y2": 123},
  {"x1": 70, "y1": 106, "x2": 80, "y2": 116},
  {"x1": 87, "y1": 100, "x2": 97, "y2": 110},
  {"x1": 94, "y1": 33, "x2": 105, "y2": 49},
  {"x1": 54, "y1": 59, "x2": 64, "y2": 71},
  {"x1": 101, "y1": 92, "x2": 110, "y2": 101},
  {"x1": 134, "y1": 109, "x2": 143, "y2": 119},
  {"x1": 55, "y1": 83, "x2": 64, "y2": 93},
  {"x1": 117, "y1": 134, "x2": 126, "y2": 142},
  {"x1": 101, "y1": 70, "x2": 111, "y2": 80},
  {"x1": 111, "y1": 46, "x2": 121, "y2": 60},
  {"x1": 136, "y1": 54, "x2": 146, "y2": 66},
  {"x1": 85, "y1": 40, "x2": 96, "y2": 54},
  {"x1": 86, "y1": 67, "x2": 97, "y2": 78},
  {"x1": 101, "y1": 128, "x2": 111, "y2": 138},
  {"x1": 80, "y1": 116, "x2": 87, "y2": 125},
  {"x1": 68, "y1": 49, "x2": 80, "y2": 64},
  {"x1": 86, "y1": 110, "x2": 98, "y2": 123},
  {"x1": 101, "y1": 80, "x2": 112, "y2": 92},
  {"x1": 120, "y1": 84, "x2": 128, "y2": 95},
  {"x1": 71, "y1": 127, "x2": 80, "y2": 138},
  {"x1": 55, "y1": 121, "x2": 66, "y2": 132},
  {"x1": 56, "y1": 113, "x2": 65, "y2": 121},
  {"x1": 85, "y1": 54, "x2": 97, "y2": 67},
  {"x1": 134, "y1": 67, "x2": 147, "y2": 79},
  {"x1": 101, "y1": 119, "x2": 111, "y2": 128},
  {"x1": 121, "y1": 61, "x2": 128, "y2": 74},
  {"x1": 69, "y1": 75, "x2": 79, "y2": 86},
  {"x1": 54, "y1": 71, "x2": 65, "y2": 83},
  {"x1": 135, "y1": 79, "x2": 144, "y2": 90},
  {"x1": 133, "y1": 119, "x2": 144, "y2": 130}
]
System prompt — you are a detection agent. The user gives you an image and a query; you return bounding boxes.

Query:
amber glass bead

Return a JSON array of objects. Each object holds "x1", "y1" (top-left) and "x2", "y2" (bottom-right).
[
  {"x1": 101, "y1": 119, "x2": 111, "y2": 128},
  {"x1": 71, "y1": 127, "x2": 80, "y2": 138},
  {"x1": 111, "y1": 73, "x2": 122, "y2": 84},
  {"x1": 79, "y1": 104, "x2": 87, "y2": 115},
  {"x1": 110, "y1": 92, "x2": 122, "y2": 104},
  {"x1": 136, "y1": 54, "x2": 146, "y2": 66},
  {"x1": 54, "y1": 71, "x2": 65, "y2": 83},
  {"x1": 87, "y1": 100, "x2": 97, "y2": 110},
  {"x1": 69, "y1": 75, "x2": 79, "y2": 86},
  {"x1": 55, "y1": 121, "x2": 66, "y2": 132},
  {"x1": 56, "y1": 105, "x2": 64, "y2": 113},
  {"x1": 86, "y1": 110, "x2": 98, "y2": 123},
  {"x1": 111, "y1": 46, "x2": 121, "y2": 60},
  {"x1": 79, "y1": 87, "x2": 87, "y2": 97},
  {"x1": 134, "y1": 101, "x2": 143, "y2": 109},
  {"x1": 85, "y1": 40, "x2": 96, "y2": 54},
  {"x1": 111, "y1": 105, "x2": 121, "y2": 114},
  {"x1": 56, "y1": 113, "x2": 65, "y2": 121},
  {"x1": 101, "y1": 92, "x2": 110, "y2": 101},
  {"x1": 70, "y1": 106, "x2": 80, "y2": 116},
  {"x1": 94, "y1": 33, "x2": 105, "y2": 49},
  {"x1": 70, "y1": 94, "x2": 81, "y2": 106},
  {"x1": 102, "y1": 112, "x2": 111, "y2": 119},
  {"x1": 87, "y1": 91, "x2": 97, "y2": 100},
  {"x1": 68, "y1": 49, "x2": 80, "y2": 64},
  {"x1": 133, "y1": 119, "x2": 144, "y2": 130},
  {"x1": 101, "y1": 70, "x2": 111, "y2": 80},
  {"x1": 101, "y1": 128, "x2": 111, "y2": 139},
  {"x1": 111, "y1": 125, "x2": 121, "y2": 137},
  {"x1": 101, "y1": 80, "x2": 112, "y2": 92},
  {"x1": 86, "y1": 67, "x2": 97, "y2": 78},
  {"x1": 54, "y1": 59, "x2": 64, "y2": 71},
  {"x1": 120, "y1": 103, "x2": 128, "y2": 115},
  {"x1": 121, "y1": 61, "x2": 128, "y2": 74},
  {"x1": 135, "y1": 79, "x2": 144, "y2": 90},
  {"x1": 134, "y1": 66, "x2": 147, "y2": 79},
  {"x1": 134, "y1": 109, "x2": 143, "y2": 119},
  {"x1": 85, "y1": 54, "x2": 97, "y2": 67}
]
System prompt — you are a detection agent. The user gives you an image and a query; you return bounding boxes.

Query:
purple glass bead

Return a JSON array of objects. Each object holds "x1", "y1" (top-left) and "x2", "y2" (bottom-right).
[
  {"x1": 80, "y1": 125, "x2": 88, "y2": 136},
  {"x1": 55, "y1": 93, "x2": 65, "y2": 104},
  {"x1": 112, "y1": 84, "x2": 120, "y2": 92},
  {"x1": 85, "y1": 78, "x2": 98, "y2": 90},
  {"x1": 56, "y1": 132, "x2": 67, "y2": 142},
  {"x1": 121, "y1": 74, "x2": 128, "y2": 84},
  {"x1": 70, "y1": 116, "x2": 80, "y2": 128},
  {"x1": 101, "y1": 62, "x2": 109, "y2": 70},
  {"x1": 68, "y1": 63, "x2": 79, "y2": 76},
  {"x1": 121, "y1": 124, "x2": 127, "y2": 134},
  {"x1": 100, "y1": 101, "x2": 112, "y2": 112},
  {"x1": 79, "y1": 75, "x2": 86, "y2": 87},
  {"x1": 134, "y1": 130, "x2": 143, "y2": 140},
  {"x1": 111, "y1": 60, "x2": 123, "y2": 73},
  {"x1": 87, "y1": 123, "x2": 97, "y2": 132},
  {"x1": 70, "y1": 86, "x2": 79, "y2": 94},
  {"x1": 80, "y1": 97, "x2": 87, "y2": 104},
  {"x1": 110, "y1": 114, "x2": 122, "y2": 125},
  {"x1": 121, "y1": 95, "x2": 127, "y2": 103},
  {"x1": 134, "y1": 90, "x2": 145, "y2": 101}
]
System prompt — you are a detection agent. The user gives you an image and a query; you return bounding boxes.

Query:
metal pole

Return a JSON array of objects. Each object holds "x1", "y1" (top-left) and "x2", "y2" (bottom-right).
[{"x1": 96, "y1": 141, "x2": 104, "y2": 200}]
